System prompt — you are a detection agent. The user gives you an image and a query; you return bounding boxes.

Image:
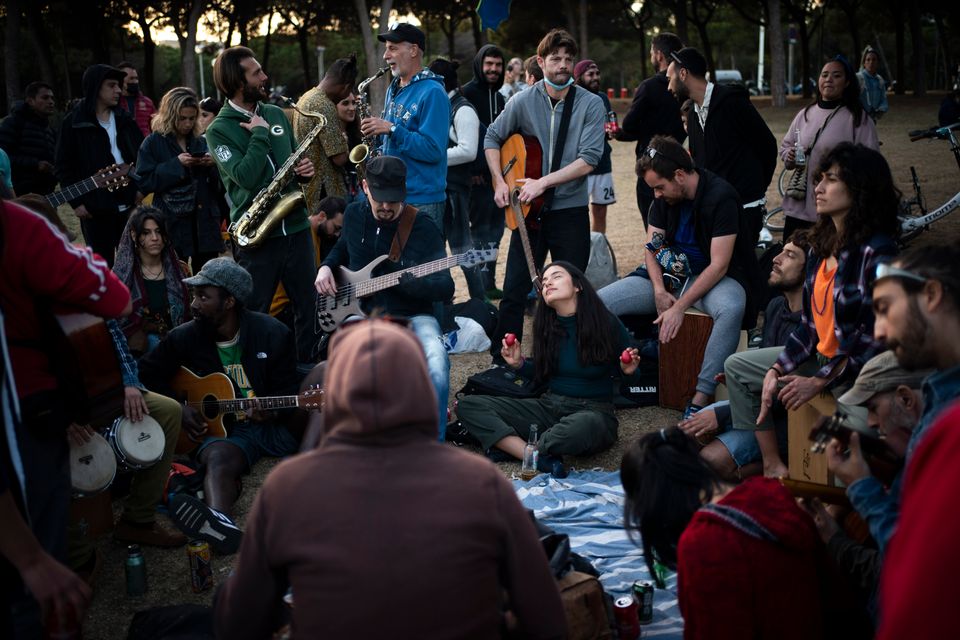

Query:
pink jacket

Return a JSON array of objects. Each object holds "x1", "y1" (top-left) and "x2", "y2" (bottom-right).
[{"x1": 119, "y1": 94, "x2": 156, "y2": 137}]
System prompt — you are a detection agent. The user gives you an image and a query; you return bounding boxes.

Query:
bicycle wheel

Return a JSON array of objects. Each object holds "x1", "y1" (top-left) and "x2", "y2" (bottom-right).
[
  {"x1": 777, "y1": 167, "x2": 789, "y2": 198},
  {"x1": 763, "y1": 206, "x2": 786, "y2": 233}
]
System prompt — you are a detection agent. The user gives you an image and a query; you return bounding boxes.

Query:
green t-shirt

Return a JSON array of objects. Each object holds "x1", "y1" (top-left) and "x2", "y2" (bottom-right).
[{"x1": 216, "y1": 332, "x2": 255, "y2": 398}]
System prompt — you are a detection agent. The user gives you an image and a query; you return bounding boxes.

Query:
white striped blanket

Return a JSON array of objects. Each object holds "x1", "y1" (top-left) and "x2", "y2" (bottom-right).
[{"x1": 514, "y1": 470, "x2": 684, "y2": 638}]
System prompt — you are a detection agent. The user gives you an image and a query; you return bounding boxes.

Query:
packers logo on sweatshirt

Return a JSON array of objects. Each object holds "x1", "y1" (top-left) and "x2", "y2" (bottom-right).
[{"x1": 270, "y1": 124, "x2": 284, "y2": 136}]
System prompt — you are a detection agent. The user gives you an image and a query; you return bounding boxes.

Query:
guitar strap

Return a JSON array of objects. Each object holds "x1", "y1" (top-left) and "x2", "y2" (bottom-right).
[
  {"x1": 388, "y1": 204, "x2": 418, "y2": 262},
  {"x1": 540, "y1": 84, "x2": 577, "y2": 213}
]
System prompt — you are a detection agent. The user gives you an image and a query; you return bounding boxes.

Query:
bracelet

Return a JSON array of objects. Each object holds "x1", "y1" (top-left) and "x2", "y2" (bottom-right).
[{"x1": 767, "y1": 366, "x2": 783, "y2": 378}]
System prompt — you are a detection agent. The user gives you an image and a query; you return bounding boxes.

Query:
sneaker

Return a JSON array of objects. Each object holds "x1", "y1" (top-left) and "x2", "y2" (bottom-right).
[
  {"x1": 486, "y1": 287, "x2": 504, "y2": 300},
  {"x1": 683, "y1": 403, "x2": 704, "y2": 421},
  {"x1": 114, "y1": 519, "x2": 188, "y2": 548},
  {"x1": 169, "y1": 494, "x2": 242, "y2": 555},
  {"x1": 447, "y1": 422, "x2": 481, "y2": 448},
  {"x1": 537, "y1": 453, "x2": 568, "y2": 479},
  {"x1": 485, "y1": 448, "x2": 516, "y2": 463}
]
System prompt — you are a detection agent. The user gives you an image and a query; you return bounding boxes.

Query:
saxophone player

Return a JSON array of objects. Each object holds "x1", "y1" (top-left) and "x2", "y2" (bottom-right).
[
  {"x1": 206, "y1": 46, "x2": 318, "y2": 364},
  {"x1": 360, "y1": 23, "x2": 450, "y2": 232}
]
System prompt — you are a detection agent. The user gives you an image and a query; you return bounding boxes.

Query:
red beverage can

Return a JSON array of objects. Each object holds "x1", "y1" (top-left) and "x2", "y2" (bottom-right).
[
  {"x1": 614, "y1": 595, "x2": 640, "y2": 639},
  {"x1": 188, "y1": 540, "x2": 213, "y2": 593}
]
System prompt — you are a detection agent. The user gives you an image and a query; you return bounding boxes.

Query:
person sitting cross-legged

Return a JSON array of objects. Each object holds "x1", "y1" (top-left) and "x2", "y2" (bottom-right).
[
  {"x1": 598, "y1": 134, "x2": 760, "y2": 419},
  {"x1": 457, "y1": 261, "x2": 640, "y2": 477}
]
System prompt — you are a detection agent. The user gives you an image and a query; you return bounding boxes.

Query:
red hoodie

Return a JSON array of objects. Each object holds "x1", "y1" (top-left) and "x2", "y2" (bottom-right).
[
  {"x1": 0, "y1": 201, "x2": 130, "y2": 398},
  {"x1": 677, "y1": 477, "x2": 855, "y2": 640}
]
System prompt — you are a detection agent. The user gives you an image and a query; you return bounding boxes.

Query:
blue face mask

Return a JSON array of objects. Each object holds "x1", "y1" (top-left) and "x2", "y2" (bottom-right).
[{"x1": 543, "y1": 76, "x2": 574, "y2": 91}]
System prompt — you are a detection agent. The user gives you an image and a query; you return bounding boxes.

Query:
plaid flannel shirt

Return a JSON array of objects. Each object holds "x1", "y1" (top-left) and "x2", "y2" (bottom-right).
[
  {"x1": 776, "y1": 235, "x2": 897, "y2": 388},
  {"x1": 106, "y1": 318, "x2": 143, "y2": 389}
]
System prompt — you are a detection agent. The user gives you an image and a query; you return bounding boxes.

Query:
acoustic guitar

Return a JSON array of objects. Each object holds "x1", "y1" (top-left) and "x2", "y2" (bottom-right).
[
  {"x1": 499, "y1": 133, "x2": 544, "y2": 289},
  {"x1": 808, "y1": 412, "x2": 901, "y2": 485},
  {"x1": 45, "y1": 163, "x2": 134, "y2": 209},
  {"x1": 316, "y1": 247, "x2": 497, "y2": 333},
  {"x1": 171, "y1": 367, "x2": 323, "y2": 453}
]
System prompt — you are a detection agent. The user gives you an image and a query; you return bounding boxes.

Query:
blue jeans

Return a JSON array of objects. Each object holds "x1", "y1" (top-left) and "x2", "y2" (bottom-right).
[
  {"x1": 599, "y1": 272, "x2": 745, "y2": 396},
  {"x1": 411, "y1": 200, "x2": 446, "y2": 236},
  {"x1": 409, "y1": 314, "x2": 450, "y2": 440}
]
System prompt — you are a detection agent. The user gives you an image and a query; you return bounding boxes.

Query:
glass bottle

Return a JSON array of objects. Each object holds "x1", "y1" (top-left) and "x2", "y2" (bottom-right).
[
  {"x1": 520, "y1": 425, "x2": 539, "y2": 481},
  {"x1": 794, "y1": 128, "x2": 806, "y2": 166}
]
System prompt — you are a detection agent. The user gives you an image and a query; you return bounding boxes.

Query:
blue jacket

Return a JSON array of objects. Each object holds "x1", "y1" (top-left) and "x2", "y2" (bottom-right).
[{"x1": 380, "y1": 69, "x2": 449, "y2": 205}]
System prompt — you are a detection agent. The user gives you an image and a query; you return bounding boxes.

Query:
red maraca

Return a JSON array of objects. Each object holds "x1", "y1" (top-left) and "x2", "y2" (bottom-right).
[
  {"x1": 505, "y1": 333, "x2": 517, "y2": 346},
  {"x1": 620, "y1": 349, "x2": 633, "y2": 364}
]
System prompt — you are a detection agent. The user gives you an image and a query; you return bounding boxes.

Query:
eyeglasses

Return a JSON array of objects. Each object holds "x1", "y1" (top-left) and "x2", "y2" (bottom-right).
[{"x1": 874, "y1": 263, "x2": 928, "y2": 285}]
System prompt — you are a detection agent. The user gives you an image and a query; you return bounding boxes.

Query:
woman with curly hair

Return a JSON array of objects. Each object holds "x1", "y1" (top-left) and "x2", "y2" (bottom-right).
[
  {"x1": 137, "y1": 86, "x2": 223, "y2": 272},
  {"x1": 779, "y1": 56, "x2": 878, "y2": 241},
  {"x1": 723, "y1": 142, "x2": 900, "y2": 478},
  {"x1": 113, "y1": 205, "x2": 191, "y2": 355},
  {"x1": 457, "y1": 261, "x2": 640, "y2": 477}
]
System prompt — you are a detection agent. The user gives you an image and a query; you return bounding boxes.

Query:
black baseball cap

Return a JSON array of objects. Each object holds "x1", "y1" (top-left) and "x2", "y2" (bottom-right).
[
  {"x1": 365, "y1": 156, "x2": 407, "y2": 203},
  {"x1": 377, "y1": 23, "x2": 426, "y2": 51},
  {"x1": 670, "y1": 47, "x2": 707, "y2": 78}
]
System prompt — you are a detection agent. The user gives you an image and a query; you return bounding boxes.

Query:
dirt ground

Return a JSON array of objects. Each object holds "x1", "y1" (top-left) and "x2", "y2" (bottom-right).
[{"x1": 69, "y1": 93, "x2": 958, "y2": 638}]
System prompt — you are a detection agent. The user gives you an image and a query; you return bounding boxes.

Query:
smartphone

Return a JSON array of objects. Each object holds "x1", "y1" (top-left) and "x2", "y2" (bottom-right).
[{"x1": 190, "y1": 151, "x2": 206, "y2": 158}]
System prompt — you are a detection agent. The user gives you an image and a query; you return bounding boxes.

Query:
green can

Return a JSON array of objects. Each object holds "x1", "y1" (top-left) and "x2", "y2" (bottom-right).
[{"x1": 632, "y1": 580, "x2": 654, "y2": 624}]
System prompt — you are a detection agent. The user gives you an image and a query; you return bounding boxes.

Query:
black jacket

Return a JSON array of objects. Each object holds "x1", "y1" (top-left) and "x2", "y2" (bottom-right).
[
  {"x1": 136, "y1": 132, "x2": 224, "y2": 257},
  {"x1": 322, "y1": 198, "x2": 454, "y2": 318},
  {"x1": 55, "y1": 65, "x2": 143, "y2": 212},
  {"x1": 138, "y1": 310, "x2": 299, "y2": 400},
  {"x1": 648, "y1": 169, "x2": 762, "y2": 329},
  {"x1": 619, "y1": 71, "x2": 686, "y2": 155},
  {"x1": 461, "y1": 44, "x2": 506, "y2": 127},
  {"x1": 0, "y1": 102, "x2": 58, "y2": 195},
  {"x1": 686, "y1": 84, "x2": 777, "y2": 203}
]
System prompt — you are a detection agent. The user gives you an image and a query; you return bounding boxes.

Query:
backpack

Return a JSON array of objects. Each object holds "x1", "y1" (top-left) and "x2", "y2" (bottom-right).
[
  {"x1": 450, "y1": 94, "x2": 488, "y2": 179},
  {"x1": 585, "y1": 232, "x2": 618, "y2": 290},
  {"x1": 457, "y1": 365, "x2": 545, "y2": 400}
]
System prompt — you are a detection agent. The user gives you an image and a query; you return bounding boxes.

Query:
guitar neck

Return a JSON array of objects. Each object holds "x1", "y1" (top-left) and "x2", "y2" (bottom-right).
[
  {"x1": 46, "y1": 177, "x2": 100, "y2": 208},
  {"x1": 217, "y1": 395, "x2": 301, "y2": 413},
  {"x1": 511, "y1": 203, "x2": 539, "y2": 284},
  {"x1": 354, "y1": 254, "x2": 462, "y2": 298}
]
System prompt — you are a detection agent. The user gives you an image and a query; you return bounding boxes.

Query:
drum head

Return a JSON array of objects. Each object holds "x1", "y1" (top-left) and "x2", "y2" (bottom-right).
[
  {"x1": 113, "y1": 415, "x2": 166, "y2": 467},
  {"x1": 70, "y1": 433, "x2": 117, "y2": 495}
]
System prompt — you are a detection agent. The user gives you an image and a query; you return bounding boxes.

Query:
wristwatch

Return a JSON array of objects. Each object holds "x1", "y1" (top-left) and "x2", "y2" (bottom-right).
[{"x1": 389, "y1": 124, "x2": 397, "y2": 135}]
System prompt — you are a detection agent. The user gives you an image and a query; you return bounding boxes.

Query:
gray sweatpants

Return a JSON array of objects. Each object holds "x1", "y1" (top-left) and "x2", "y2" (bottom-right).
[{"x1": 599, "y1": 273, "x2": 745, "y2": 396}]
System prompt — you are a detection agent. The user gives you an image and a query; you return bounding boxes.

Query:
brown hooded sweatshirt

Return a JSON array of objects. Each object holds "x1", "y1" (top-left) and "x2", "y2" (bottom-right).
[{"x1": 214, "y1": 320, "x2": 567, "y2": 639}]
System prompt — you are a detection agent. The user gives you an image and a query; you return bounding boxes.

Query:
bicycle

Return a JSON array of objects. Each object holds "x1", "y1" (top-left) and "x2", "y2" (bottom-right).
[
  {"x1": 759, "y1": 168, "x2": 789, "y2": 235},
  {"x1": 899, "y1": 122, "x2": 960, "y2": 244}
]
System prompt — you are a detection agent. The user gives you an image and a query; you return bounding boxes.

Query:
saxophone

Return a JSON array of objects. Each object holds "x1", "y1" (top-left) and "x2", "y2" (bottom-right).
[
  {"x1": 229, "y1": 97, "x2": 327, "y2": 248},
  {"x1": 348, "y1": 66, "x2": 390, "y2": 179}
]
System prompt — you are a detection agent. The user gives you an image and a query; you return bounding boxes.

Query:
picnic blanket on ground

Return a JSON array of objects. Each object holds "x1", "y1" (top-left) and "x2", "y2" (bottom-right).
[{"x1": 514, "y1": 469, "x2": 684, "y2": 639}]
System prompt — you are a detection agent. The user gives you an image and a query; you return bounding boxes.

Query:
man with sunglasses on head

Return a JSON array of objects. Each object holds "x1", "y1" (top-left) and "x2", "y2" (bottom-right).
[{"x1": 598, "y1": 135, "x2": 759, "y2": 419}]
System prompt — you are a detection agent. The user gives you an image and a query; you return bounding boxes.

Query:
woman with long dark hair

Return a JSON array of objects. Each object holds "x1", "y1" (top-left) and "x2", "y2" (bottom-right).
[
  {"x1": 457, "y1": 261, "x2": 639, "y2": 476},
  {"x1": 336, "y1": 90, "x2": 362, "y2": 200},
  {"x1": 779, "y1": 56, "x2": 878, "y2": 241},
  {"x1": 724, "y1": 142, "x2": 900, "y2": 478},
  {"x1": 621, "y1": 427, "x2": 866, "y2": 639},
  {"x1": 137, "y1": 86, "x2": 223, "y2": 272},
  {"x1": 113, "y1": 205, "x2": 191, "y2": 355}
]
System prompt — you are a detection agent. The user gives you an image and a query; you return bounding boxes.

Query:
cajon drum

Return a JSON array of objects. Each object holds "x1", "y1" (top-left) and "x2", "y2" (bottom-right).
[
  {"x1": 787, "y1": 393, "x2": 837, "y2": 485},
  {"x1": 659, "y1": 309, "x2": 713, "y2": 410}
]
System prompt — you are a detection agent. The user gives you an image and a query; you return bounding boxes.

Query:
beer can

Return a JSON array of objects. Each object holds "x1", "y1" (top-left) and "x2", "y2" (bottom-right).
[
  {"x1": 632, "y1": 580, "x2": 655, "y2": 624},
  {"x1": 613, "y1": 595, "x2": 640, "y2": 639},
  {"x1": 188, "y1": 540, "x2": 213, "y2": 593}
]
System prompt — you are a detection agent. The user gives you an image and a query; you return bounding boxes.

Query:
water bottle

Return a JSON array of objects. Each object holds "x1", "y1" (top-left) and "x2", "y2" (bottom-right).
[
  {"x1": 793, "y1": 128, "x2": 806, "y2": 166},
  {"x1": 125, "y1": 544, "x2": 147, "y2": 596},
  {"x1": 520, "y1": 425, "x2": 539, "y2": 481}
]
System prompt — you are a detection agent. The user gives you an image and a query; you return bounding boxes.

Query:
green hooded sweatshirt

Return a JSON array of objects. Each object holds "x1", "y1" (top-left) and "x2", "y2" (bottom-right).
[{"x1": 205, "y1": 102, "x2": 309, "y2": 238}]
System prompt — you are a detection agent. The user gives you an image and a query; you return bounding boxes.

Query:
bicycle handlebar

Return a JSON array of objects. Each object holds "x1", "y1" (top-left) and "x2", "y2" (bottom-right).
[{"x1": 909, "y1": 122, "x2": 960, "y2": 142}]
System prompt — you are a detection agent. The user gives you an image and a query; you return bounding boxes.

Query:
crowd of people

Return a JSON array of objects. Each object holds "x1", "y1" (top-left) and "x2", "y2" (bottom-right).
[{"x1": 1, "y1": 17, "x2": 959, "y2": 640}]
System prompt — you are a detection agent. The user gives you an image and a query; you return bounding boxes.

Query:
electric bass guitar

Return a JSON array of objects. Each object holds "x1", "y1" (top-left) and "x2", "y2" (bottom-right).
[
  {"x1": 171, "y1": 367, "x2": 323, "y2": 453},
  {"x1": 45, "y1": 163, "x2": 134, "y2": 209},
  {"x1": 499, "y1": 133, "x2": 544, "y2": 290},
  {"x1": 316, "y1": 247, "x2": 497, "y2": 333}
]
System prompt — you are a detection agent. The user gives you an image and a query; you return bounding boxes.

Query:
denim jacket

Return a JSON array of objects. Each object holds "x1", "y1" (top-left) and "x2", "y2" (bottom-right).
[{"x1": 846, "y1": 364, "x2": 960, "y2": 553}]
